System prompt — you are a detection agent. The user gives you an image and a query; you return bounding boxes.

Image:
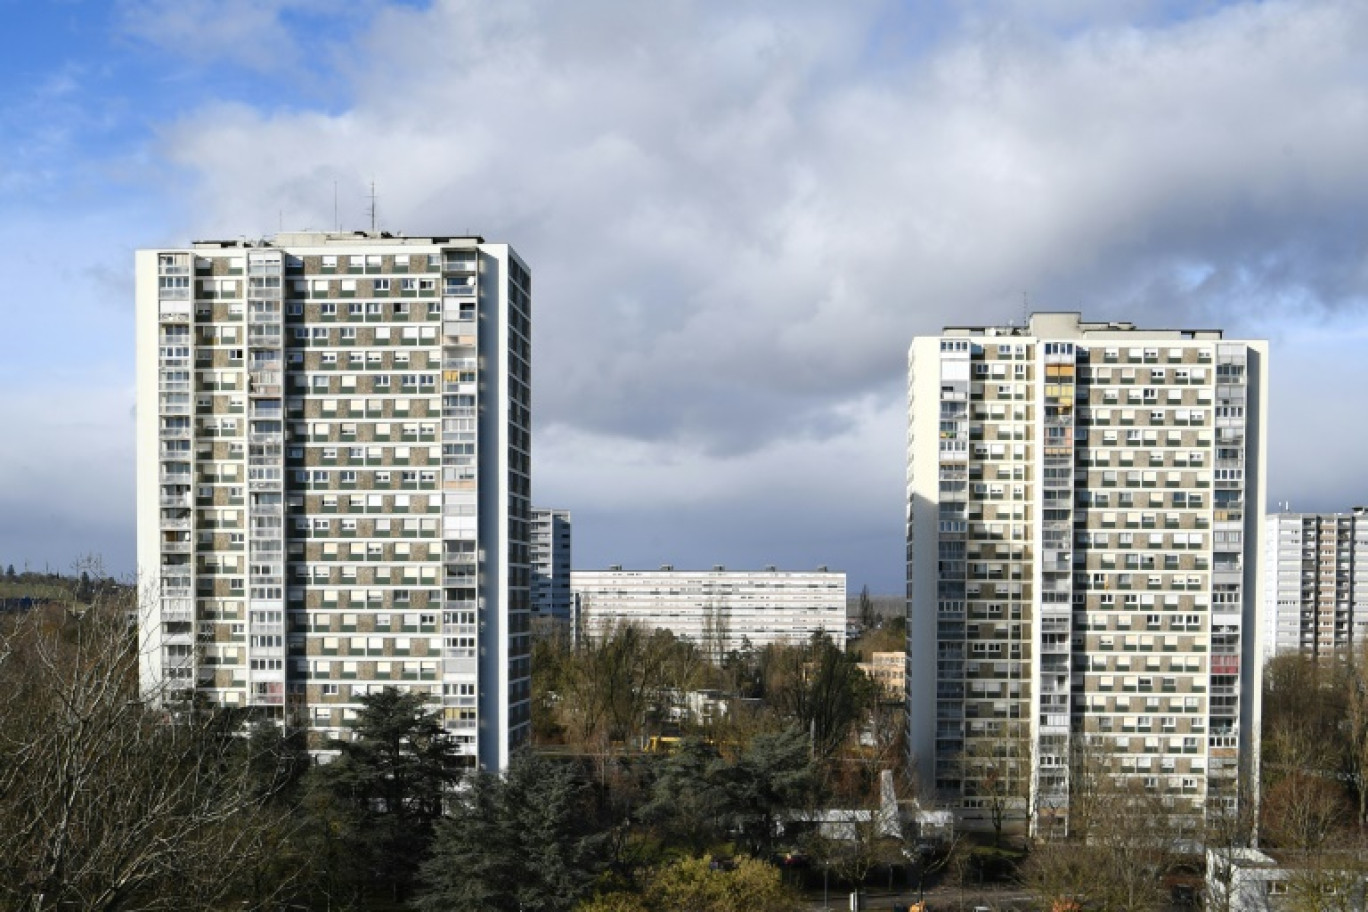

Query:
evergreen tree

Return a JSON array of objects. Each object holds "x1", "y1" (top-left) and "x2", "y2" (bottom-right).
[
  {"x1": 306, "y1": 687, "x2": 465, "y2": 904},
  {"x1": 416, "y1": 750, "x2": 609, "y2": 912},
  {"x1": 639, "y1": 738, "x2": 729, "y2": 853},
  {"x1": 715, "y1": 726, "x2": 821, "y2": 858}
]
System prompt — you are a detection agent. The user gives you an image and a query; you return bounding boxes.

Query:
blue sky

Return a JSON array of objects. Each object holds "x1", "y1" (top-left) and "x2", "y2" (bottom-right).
[{"x1": 1, "y1": 0, "x2": 1366, "y2": 592}]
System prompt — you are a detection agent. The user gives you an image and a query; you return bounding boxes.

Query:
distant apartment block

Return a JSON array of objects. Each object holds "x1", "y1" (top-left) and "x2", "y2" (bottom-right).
[
  {"x1": 136, "y1": 231, "x2": 532, "y2": 770},
  {"x1": 857, "y1": 651, "x2": 906, "y2": 701},
  {"x1": 907, "y1": 313, "x2": 1267, "y2": 834},
  {"x1": 530, "y1": 508, "x2": 572, "y2": 625},
  {"x1": 1264, "y1": 509, "x2": 1368, "y2": 658},
  {"x1": 571, "y1": 567, "x2": 846, "y2": 654}
]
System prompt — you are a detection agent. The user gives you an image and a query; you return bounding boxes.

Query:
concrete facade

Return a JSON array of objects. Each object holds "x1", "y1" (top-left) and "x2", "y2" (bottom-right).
[
  {"x1": 907, "y1": 312, "x2": 1267, "y2": 833},
  {"x1": 136, "y1": 232, "x2": 531, "y2": 769},
  {"x1": 572, "y1": 567, "x2": 846, "y2": 655}
]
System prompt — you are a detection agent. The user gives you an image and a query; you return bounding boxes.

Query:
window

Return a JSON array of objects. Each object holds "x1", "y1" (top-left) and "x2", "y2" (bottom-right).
[
  {"x1": 375, "y1": 279, "x2": 390, "y2": 291},
  {"x1": 320, "y1": 303, "x2": 337, "y2": 315}
]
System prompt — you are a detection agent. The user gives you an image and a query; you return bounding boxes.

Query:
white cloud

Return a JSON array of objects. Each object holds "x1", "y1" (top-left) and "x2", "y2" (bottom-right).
[
  {"x1": 117, "y1": 0, "x2": 320, "y2": 73},
  {"x1": 146, "y1": 0, "x2": 1368, "y2": 588}
]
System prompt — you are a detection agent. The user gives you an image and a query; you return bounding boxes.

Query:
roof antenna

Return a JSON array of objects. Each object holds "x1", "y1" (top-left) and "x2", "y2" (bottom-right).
[{"x1": 367, "y1": 180, "x2": 378, "y2": 233}]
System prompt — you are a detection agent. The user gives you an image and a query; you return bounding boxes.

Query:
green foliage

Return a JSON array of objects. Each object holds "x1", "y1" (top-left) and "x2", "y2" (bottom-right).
[
  {"x1": 578, "y1": 855, "x2": 798, "y2": 912},
  {"x1": 646, "y1": 855, "x2": 798, "y2": 912},
  {"x1": 415, "y1": 751, "x2": 610, "y2": 912},
  {"x1": 641, "y1": 727, "x2": 820, "y2": 859},
  {"x1": 639, "y1": 738, "x2": 730, "y2": 854},
  {"x1": 305, "y1": 687, "x2": 467, "y2": 905}
]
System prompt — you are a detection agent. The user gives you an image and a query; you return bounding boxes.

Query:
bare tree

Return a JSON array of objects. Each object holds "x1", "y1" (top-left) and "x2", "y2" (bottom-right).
[
  {"x1": 0, "y1": 581, "x2": 298, "y2": 910},
  {"x1": 1026, "y1": 739, "x2": 1186, "y2": 912},
  {"x1": 961, "y1": 723, "x2": 1032, "y2": 847},
  {"x1": 1341, "y1": 643, "x2": 1368, "y2": 832}
]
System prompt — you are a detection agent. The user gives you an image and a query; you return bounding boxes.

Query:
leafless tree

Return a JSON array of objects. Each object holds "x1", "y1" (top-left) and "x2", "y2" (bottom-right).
[{"x1": 0, "y1": 579, "x2": 300, "y2": 911}]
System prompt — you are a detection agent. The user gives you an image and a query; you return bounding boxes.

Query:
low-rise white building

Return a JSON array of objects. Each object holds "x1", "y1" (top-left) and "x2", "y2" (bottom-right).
[
  {"x1": 572, "y1": 567, "x2": 846, "y2": 654},
  {"x1": 1207, "y1": 847, "x2": 1368, "y2": 912}
]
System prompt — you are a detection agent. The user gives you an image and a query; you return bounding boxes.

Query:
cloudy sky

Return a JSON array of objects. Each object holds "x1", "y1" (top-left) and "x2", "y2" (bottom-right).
[{"x1": 1, "y1": 0, "x2": 1366, "y2": 593}]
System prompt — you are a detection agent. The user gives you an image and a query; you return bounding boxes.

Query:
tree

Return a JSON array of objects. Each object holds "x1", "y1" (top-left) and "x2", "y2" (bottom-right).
[
  {"x1": 1022, "y1": 837, "x2": 1094, "y2": 912},
  {"x1": 1025, "y1": 739, "x2": 1191, "y2": 912},
  {"x1": 576, "y1": 855, "x2": 800, "y2": 912},
  {"x1": 1341, "y1": 644, "x2": 1368, "y2": 831},
  {"x1": 639, "y1": 738, "x2": 730, "y2": 853},
  {"x1": 416, "y1": 751, "x2": 610, "y2": 912},
  {"x1": 716, "y1": 726, "x2": 822, "y2": 858},
  {"x1": 307, "y1": 686, "x2": 466, "y2": 904},
  {"x1": 960, "y1": 725, "x2": 1031, "y2": 847},
  {"x1": 858, "y1": 585, "x2": 875, "y2": 631},
  {"x1": 1262, "y1": 771, "x2": 1351, "y2": 852},
  {"x1": 760, "y1": 633, "x2": 873, "y2": 759},
  {"x1": 0, "y1": 589, "x2": 296, "y2": 911},
  {"x1": 550, "y1": 622, "x2": 686, "y2": 757}
]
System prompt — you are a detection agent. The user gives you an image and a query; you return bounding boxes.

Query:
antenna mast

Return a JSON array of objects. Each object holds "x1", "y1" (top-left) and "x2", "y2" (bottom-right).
[{"x1": 368, "y1": 181, "x2": 378, "y2": 233}]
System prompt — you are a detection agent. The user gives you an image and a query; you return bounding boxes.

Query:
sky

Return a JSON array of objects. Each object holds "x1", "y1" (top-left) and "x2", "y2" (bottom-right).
[{"x1": 1, "y1": 0, "x2": 1366, "y2": 594}]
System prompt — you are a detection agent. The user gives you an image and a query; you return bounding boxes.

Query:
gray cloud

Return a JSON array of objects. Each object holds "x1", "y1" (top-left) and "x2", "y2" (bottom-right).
[
  {"x1": 144, "y1": 0, "x2": 1368, "y2": 589},
  {"x1": 0, "y1": 383, "x2": 136, "y2": 578}
]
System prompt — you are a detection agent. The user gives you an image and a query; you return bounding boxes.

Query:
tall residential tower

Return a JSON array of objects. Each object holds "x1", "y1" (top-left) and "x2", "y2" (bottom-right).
[
  {"x1": 530, "y1": 508, "x2": 573, "y2": 627},
  {"x1": 1264, "y1": 509, "x2": 1368, "y2": 658},
  {"x1": 906, "y1": 313, "x2": 1266, "y2": 834},
  {"x1": 136, "y1": 232, "x2": 531, "y2": 770}
]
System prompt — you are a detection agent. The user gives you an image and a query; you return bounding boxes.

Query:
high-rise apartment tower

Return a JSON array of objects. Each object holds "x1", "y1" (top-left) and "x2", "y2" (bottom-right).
[
  {"x1": 1264, "y1": 509, "x2": 1368, "y2": 658},
  {"x1": 530, "y1": 508, "x2": 572, "y2": 626},
  {"x1": 136, "y1": 232, "x2": 532, "y2": 770},
  {"x1": 906, "y1": 313, "x2": 1266, "y2": 834}
]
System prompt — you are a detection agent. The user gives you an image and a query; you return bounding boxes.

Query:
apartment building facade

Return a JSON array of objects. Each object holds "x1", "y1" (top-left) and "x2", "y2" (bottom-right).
[
  {"x1": 906, "y1": 313, "x2": 1266, "y2": 834},
  {"x1": 530, "y1": 508, "x2": 572, "y2": 626},
  {"x1": 136, "y1": 231, "x2": 531, "y2": 770},
  {"x1": 572, "y1": 567, "x2": 846, "y2": 656},
  {"x1": 1264, "y1": 510, "x2": 1368, "y2": 658}
]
